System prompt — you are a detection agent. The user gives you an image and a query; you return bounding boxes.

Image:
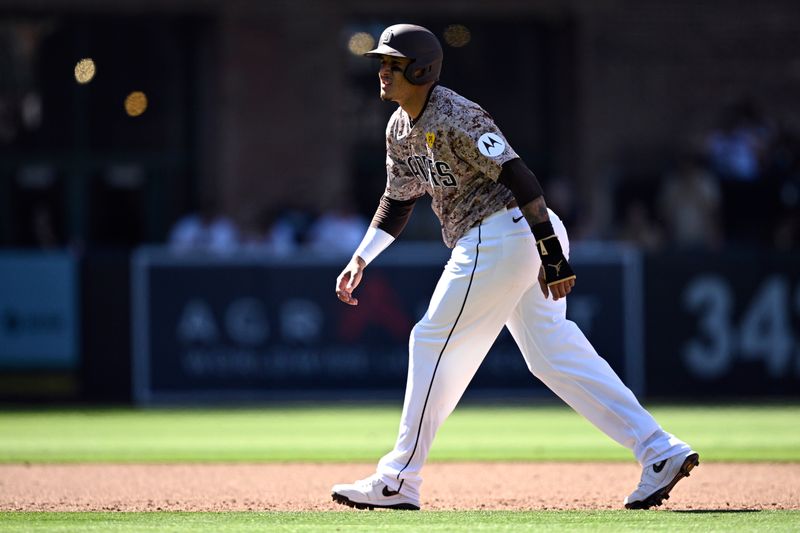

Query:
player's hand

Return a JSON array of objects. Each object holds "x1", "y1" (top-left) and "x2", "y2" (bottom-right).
[
  {"x1": 531, "y1": 219, "x2": 576, "y2": 302},
  {"x1": 335, "y1": 256, "x2": 366, "y2": 306},
  {"x1": 538, "y1": 261, "x2": 576, "y2": 301},
  {"x1": 547, "y1": 276, "x2": 575, "y2": 301}
]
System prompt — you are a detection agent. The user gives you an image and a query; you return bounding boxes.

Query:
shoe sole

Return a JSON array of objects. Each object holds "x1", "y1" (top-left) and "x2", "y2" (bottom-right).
[
  {"x1": 331, "y1": 492, "x2": 420, "y2": 511},
  {"x1": 625, "y1": 452, "x2": 700, "y2": 510}
]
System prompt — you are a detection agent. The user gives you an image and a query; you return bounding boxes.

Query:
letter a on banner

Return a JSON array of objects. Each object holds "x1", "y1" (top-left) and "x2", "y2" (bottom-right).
[{"x1": 177, "y1": 299, "x2": 219, "y2": 343}]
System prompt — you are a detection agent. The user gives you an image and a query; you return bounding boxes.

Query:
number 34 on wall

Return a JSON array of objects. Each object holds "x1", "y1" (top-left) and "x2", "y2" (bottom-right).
[{"x1": 683, "y1": 276, "x2": 799, "y2": 380}]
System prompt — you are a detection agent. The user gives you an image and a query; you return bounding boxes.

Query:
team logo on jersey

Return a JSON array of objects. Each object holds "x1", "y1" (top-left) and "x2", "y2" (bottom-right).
[
  {"x1": 477, "y1": 132, "x2": 506, "y2": 158},
  {"x1": 425, "y1": 132, "x2": 436, "y2": 148},
  {"x1": 406, "y1": 155, "x2": 458, "y2": 188}
]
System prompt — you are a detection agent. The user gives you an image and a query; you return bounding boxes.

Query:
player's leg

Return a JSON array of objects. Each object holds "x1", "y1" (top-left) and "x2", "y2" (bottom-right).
[
  {"x1": 376, "y1": 216, "x2": 529, "y2": 502},
  {"x1": 333, "y1": 210, "x2": 529, "y2": 508},
  {"x1": 505, "y1": 211, "x2": 697, "y2": 507}
]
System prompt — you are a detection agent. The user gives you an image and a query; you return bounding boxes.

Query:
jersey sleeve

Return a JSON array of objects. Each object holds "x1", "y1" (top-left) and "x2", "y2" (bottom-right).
[{"x1": 450, "y1": 107, "x2": 519, "y2": 182}]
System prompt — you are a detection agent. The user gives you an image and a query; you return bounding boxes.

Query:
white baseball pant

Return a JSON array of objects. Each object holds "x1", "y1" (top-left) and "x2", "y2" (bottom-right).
[{"x1": 376, "y1": 207, "x2": 691, "y2": 501}]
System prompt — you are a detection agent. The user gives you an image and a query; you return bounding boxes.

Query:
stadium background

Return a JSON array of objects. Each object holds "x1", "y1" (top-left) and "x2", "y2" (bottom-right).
[{"x1": 0, "y1": 0, "x2": 799, "y2": 404}]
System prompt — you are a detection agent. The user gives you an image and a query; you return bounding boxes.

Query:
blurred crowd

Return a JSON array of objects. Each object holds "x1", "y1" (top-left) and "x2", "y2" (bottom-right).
[
  {"x1": 612, "y1": 98, "x2": 800, "y2": 252},
  {"x1": 124, "y1": 98, "x2": 800, "y2": 256},
  {"x1": 7, "y1": 97, "x2": 799, "y2": 255},
  {"x1": 167, "y1": 202, "x2": 369, "y2": 257}
]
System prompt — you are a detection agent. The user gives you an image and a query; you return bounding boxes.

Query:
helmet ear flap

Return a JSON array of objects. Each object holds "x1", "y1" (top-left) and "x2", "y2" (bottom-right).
[
  {"x1": 404, "y1": 64, "x2": 426, "y2": 84},
  {"x1": 403, "y1": 54, "x2": 442, "y2": 85},
  {"x1": 404, "y1": 56, "x2": 442, "y2": 85}
]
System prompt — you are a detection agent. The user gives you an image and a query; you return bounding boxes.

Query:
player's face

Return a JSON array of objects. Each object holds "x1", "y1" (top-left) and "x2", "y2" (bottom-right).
[{"x1": 378, "y1": 55, "x2": 413, "y2": 103}]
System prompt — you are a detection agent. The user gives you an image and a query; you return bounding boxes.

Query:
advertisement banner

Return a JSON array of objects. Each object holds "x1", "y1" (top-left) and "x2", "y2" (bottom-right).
[
  {"x1": 0, "y1": 252, "x2": 78, "y2": 369},
  {"x1": 132, "y1": 244, "x2": 642, "y2": 404}
]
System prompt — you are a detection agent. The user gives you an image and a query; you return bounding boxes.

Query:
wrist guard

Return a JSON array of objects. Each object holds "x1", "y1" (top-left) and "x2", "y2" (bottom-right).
[{"x1": 531, "y1": 220, "x2": 576, "y2": 286}]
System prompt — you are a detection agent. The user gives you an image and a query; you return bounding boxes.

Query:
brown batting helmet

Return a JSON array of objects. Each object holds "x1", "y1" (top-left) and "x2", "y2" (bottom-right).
[{"x1": 365, "y1": 24, "x2": 443, "y2": 85}]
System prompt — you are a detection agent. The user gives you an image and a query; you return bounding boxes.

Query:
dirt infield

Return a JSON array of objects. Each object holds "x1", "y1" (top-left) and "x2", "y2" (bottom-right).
[{"x1": 1, "y1": 462, "x2": 798, "y2": 511}]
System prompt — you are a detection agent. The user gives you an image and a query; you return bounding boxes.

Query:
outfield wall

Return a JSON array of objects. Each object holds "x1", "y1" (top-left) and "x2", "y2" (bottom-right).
[
  {"x1": 644, "y1": 252, "x2": 800, "y2": 397},
  {"x1": 0, "y1": 246, "x2": 798, "y2": 403},
  {"x1": 130, "y1": 243, "x2": 643, "y2": 404}
]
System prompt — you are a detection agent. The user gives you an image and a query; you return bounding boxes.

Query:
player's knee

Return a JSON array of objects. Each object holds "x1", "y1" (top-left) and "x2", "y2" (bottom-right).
[
  {"x1": 409, "y1": 321, "x2": 446, "y2": 355},
  {"x1": 409, "y1": 321, "x2": 428, "y2": 347}
]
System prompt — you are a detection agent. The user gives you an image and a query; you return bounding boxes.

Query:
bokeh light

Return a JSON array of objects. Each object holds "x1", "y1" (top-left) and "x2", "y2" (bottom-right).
[
  {"x1": 124, "y1": 91, "x2": 148, "y2": 117},
  {"x1": 74, "y1": 58, "x2": 96, "y2": 84},
  {"x1": 348, "y1": 32, "x2": 375, "y2": 56},
  {"x1": 443, "y1": 24, "x2": 471, "y2": 48}
]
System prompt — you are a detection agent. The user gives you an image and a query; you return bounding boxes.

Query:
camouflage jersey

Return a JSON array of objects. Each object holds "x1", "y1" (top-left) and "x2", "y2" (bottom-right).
[{"x1": 384, "y1": 85, "x2": 518, "y2": 248}]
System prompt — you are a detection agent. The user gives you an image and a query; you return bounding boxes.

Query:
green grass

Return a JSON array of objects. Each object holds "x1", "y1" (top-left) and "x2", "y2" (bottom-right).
[
  {"x1": 0, "y1": 404, "x2": 797, "y2": 463},
  {"x1": 1, "y1": 406, "x2": 797, "y2": 532},
  {"x1": 0, "y1": 511, "x2": 798, "y2": 533}
]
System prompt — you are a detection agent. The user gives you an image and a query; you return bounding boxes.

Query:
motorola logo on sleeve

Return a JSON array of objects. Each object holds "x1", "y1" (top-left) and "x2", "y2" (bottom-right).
[{"x1": 477, "y1": 132, "x2": 506, "y2": 158}]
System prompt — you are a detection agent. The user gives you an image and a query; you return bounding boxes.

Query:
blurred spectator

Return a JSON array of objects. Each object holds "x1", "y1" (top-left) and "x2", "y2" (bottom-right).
[
  {"x1": 656, "y1": 152, "x2": 722, "y2": 250},
  {"x1": 705, "y1": 97, "x2": 772, "y2": 182},
  {"x1": 704, "y1": 97, "x2": 774, "y2": 245},
  {"x1": 240, "y1": 207, "x2": 299, "y2": 256},
  {"x1": 0, "y1": 21, "x2": 50, "y2": 147},
  {"x1": 617, "y1": 199, "x2": 664, "y2": 251},
  {"x1": 11, "y1": 164, "x2": 66, "y2": 248},
  {"x1": 306, "y1": 204, "x2": 368, "y2": 255},
  {"x1": 168, "y1": 200, "x2": 239, "y2": 254}
]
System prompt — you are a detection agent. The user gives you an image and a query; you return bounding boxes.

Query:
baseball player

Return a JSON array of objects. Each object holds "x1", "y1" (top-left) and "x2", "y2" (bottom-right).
[{"x1": 332, "y1": 24, "x2": 698, "y2": 511}]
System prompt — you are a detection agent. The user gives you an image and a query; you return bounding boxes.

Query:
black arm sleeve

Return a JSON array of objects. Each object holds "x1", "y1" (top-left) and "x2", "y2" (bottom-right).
[
  {"x1": 370, "y1": 195, "x2": 417, "y2": 237},
  {"x1": 498, "y1": 158, "x2": 544, "y2": 206}
]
